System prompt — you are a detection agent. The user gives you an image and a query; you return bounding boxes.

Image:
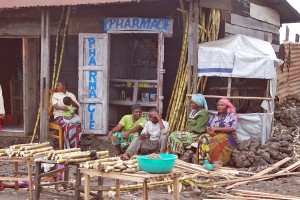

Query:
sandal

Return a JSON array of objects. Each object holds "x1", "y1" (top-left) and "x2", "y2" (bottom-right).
[{"x1": 212, "y1": 161, "x2": 223, "y2": 169}]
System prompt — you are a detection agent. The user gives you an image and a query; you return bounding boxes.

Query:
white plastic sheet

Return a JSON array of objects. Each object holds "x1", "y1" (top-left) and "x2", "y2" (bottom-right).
[
  {"x1": 208, "y1": 111, "x2": 273, "y2": 144},
  {"x1": 199, "y1": 34, "x2": 283, "y2": 144},
  {"x1": 198, "y1": 34, "x2": 283, "y2": 79}
]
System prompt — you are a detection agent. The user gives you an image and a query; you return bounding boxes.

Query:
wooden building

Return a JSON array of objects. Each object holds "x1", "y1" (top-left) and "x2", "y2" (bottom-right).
[{"x1": 0, "y1": 0, "x2": 299, "y2": 140}]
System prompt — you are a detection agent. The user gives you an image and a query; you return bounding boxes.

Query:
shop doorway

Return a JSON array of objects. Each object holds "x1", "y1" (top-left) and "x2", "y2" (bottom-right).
[{"x1": 0, "y1": 38, "x2": 39, "y2": 136}]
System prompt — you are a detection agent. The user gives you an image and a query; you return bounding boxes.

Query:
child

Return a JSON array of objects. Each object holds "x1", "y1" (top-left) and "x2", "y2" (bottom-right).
[{"x1": 62, "y1": 96, "x2": 81, "y2": 124}]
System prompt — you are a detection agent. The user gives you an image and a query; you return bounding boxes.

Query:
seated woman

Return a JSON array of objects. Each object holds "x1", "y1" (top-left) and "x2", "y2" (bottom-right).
[
  {"x1": 167, "y1": 94, "x2": 209, "y2": 156},
  {"x1": 52, "y1": 81, "x2": 82, "y2": 149},
  {"x1": 108, "y1": 104, "x2": 147, "y2": 154},
  {"x1": 197, "y1": 98, "x2": 238, "y2": 168}
]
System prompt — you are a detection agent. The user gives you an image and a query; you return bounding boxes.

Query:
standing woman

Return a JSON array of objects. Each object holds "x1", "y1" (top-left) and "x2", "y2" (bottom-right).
[
  {"x1": 167, "y1": 94, "x2": 209, "y2": 156},
  {"x1": 197, "y1": 98, "x2": 238, "y2": 167},
  {"x1": 0, "y1": 85, "x2": 5, "y2": 130},
  {"x1": 52, "y1": 81, "x2": 82, "y2": 149}
]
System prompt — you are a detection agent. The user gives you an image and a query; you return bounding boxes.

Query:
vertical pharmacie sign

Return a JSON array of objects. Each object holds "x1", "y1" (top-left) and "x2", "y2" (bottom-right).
[
  {"x1": 104, "y1": 18, "x2": 173, "y2": 36},
  {"x1": 78, "y1": 33, "x2": 109, "y2": 134}
]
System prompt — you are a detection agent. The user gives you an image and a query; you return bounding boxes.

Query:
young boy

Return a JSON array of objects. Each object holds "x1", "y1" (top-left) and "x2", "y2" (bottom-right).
[
  {"x1": 121, "y1": 108, "x2": 169, "y2": 160},
  {"x1": 62, "y1": 96, "x2": 81, "y2": 123}
]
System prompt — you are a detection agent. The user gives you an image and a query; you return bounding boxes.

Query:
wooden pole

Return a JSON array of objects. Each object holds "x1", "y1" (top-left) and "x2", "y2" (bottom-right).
[{"x1": 40, "y1": 8, "x2": 50, "y2": 143}]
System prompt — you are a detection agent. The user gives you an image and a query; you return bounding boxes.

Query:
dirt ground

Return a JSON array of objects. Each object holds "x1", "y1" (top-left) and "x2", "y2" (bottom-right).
[
  {"x1": 0, "y1": 136, "x2": 300, "y2": 200},
  {"x1": 0, "y1": 96, "x2": 300, "y2": 199}
]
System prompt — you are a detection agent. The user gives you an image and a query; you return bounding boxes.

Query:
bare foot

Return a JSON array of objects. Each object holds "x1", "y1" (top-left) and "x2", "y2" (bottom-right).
[{"x1": 120, "y1": 153, "x2": 130, "y2": 160}]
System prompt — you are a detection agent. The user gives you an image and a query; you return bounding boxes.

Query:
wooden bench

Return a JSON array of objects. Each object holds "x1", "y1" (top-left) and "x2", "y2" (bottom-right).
[{"x1": 79, "y1": 169, "x2": 181, "y2": 200}]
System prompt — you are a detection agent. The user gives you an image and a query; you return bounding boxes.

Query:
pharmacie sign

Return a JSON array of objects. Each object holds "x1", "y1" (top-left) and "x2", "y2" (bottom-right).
[{"x1": 104, "y1": 18, "x2": 173, "y2": 34}]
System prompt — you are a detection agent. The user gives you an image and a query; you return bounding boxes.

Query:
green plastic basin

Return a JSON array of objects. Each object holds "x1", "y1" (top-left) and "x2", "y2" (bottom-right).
[{"x1": 136, "y1": 154, "x2": 177, "y2": 174}]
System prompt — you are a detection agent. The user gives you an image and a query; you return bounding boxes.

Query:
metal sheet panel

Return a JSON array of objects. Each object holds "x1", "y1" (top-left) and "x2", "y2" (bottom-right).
[
  {"x1": 276, "y1": 43, "x2": 300, "y2": 103},
  {"x1": 0, "y1": 0, "x2": 139, "y2": 9}
]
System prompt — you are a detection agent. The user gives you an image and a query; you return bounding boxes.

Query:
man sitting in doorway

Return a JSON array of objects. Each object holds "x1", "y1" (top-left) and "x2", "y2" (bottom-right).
[
  {"x1": 121, "y1": 108, "x2": 169, "y2": 160},
  {"x1": 108, "y1": 104, "x2": 147, "y2": 154}
]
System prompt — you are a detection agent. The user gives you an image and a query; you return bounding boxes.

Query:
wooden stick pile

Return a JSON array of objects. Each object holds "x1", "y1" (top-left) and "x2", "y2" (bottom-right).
[
  {"x1": 205, "y1": 189, "x2": 300, "y2": 200},
  {"x1": 80, "y1": 157, "x2": 139, "y2": 173},
  {"x1": 43, "y1": 149, "x2": 109, "y2": 164},
  {"x1": 0, "y1": 142, "x2": 54, "y2": 158}
]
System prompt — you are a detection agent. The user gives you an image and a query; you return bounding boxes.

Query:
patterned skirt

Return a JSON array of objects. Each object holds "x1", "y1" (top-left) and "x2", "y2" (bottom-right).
[
  {"x1": 111, "y1": 132, "x2": 139, "y2": 149},
  {"x1": 197, "y1": 133, "x2": 237, "y2": 165},
  {"x1": 54, "y1": 116, "x2": 83, "y2": 149},
  {"x1": 167, "y1": 131, "x2": 199, "y2": 155}
]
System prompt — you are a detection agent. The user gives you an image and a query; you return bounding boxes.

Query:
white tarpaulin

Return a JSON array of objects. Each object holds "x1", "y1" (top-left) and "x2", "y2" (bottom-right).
[
  {"x1": 198, "y1": 34, "x2": 284, "y2": 144},
  {"x1": 198, "y1": 34, "x2": 283, "y2": 79}
]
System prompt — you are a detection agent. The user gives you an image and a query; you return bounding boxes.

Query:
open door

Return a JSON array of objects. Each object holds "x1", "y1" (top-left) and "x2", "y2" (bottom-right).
[
  {"x1": 23, "y1": 38, "x2": 39, "y2": 135},
  {"x1": 78, "y1": 33, "x2": 110, "y2": 134}
]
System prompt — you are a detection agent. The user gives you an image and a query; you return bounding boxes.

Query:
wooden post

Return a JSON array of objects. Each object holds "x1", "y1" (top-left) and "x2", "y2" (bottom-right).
[
  {"x1": 40, "y1": 8, "x2": 50, "y2": 142},
  {"x1": 142, "y1": 179, "x2": 148, "y2": 200},
  {"x1": 14, "y1": 162, "x2": 19, "y2": 190},
  {"x1": 97, "y1": 177, "x2": 103, "y2": 200},
  {"x1": 193, "y1": 0, "x2": 199, "y2": 94},
  {"x1": 285, "y1": 25, "x2": 290, "y2": 41},
  {"x1": 187, "y1": 0, "x2": 200, "y2": 114},
  {"x1": 227, "y1": 78, "x2": 232, "y2": 97},
  {"x1": 84, "y1": 174, "x2": 90, "y2": 200},
  {"x1": 75, "y1": 166, "x2": 82, "y2": 200},
  {"x1": 296, "y1": 34, "x2": 299, "y2": 43},
  {"x1": 27, "y1": 161, "x2": 33, "y2": 200},
  {"x1": 173, "y1": 174, "x2": 180, "y2": 200},
  {"x1": 34, "y1": 161, "x2": 42, "y2": 200},
  {"x1": 116, "y1": 179, "x2": 121, "y2": 199},
  {"x1": 157, "y1": 32, "x2": 165, "y2": 115}
]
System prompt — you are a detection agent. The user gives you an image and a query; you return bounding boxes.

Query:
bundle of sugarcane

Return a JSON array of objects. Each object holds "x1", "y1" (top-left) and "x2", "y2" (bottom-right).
[
  {"x1": 0, "y1": 142, "x2": 53, "y2": 158},
  {"x1": 166, "y1": 7, "x2": 221, "y2": 133},
  {"x1": 80, "y1": 157, "x2": 139, "y2": 173},
  {"x1": 44, "y1": 149, "x2": 109, "y2": 164}
]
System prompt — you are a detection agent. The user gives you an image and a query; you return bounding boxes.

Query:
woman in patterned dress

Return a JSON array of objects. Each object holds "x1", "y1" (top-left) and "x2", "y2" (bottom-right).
[
  {"x1": 167, "y1": 94, "x2": 209, "y2": 156},
  {"x1": 197, "y1": 98, "x2": 238, "y2": 167}
]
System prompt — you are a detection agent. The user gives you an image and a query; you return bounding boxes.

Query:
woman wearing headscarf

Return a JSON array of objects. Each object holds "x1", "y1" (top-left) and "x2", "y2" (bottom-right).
[
  {"x1": 167, "y1": 94, "x2": 209, "y2": 155},
  {"x1": 197, "y1": 98, "x2": 238, "y2": 168}
]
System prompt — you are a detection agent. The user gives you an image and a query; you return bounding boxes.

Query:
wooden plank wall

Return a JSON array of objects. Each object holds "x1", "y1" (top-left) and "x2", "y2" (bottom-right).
[
  {"x1": 277, "y1": 43, "x2": 300, "y2": 103},
  {"x1": 214, "y1": 0, "x2": 281, "y2": 52}
]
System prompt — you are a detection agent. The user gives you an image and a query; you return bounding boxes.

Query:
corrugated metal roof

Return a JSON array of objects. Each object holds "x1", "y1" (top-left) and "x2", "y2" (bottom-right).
[{"x1": 0, "y1": 0, "x2": 139, "y2": 9}]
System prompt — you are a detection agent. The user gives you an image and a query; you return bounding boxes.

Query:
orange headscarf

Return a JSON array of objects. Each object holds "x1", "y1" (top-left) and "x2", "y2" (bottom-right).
[{"x1": 218, "y1": 98, "x2": 236, "y2": 115}]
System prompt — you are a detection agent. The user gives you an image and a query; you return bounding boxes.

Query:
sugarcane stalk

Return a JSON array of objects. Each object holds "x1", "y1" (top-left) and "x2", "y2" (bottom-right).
[
  {"x1": 96, "y1": 150, "x2": 109, "y2": 156},
  {"x1": 104, "y1": 165, "x2": 114, "y2": 172},
  {"x1": 122, "y1": 168, "x2": 138, "y2": 173},
  {"x1": 54, "y1": 6, "x2": 71, "y2": 88},
  {"x1": 52, "y1": 7, "x2": 65, "y2": 89},
  {"x1": 31, "y1": 106, "x2": 41, "y2": 143},
  {"x1": 166, "y1": 11, "x2": 189, "y2": 121},
  {"x1": 57, "y1": 157, "x2": 91, "y2": 164},
  {"x1": 24, "y1": 142, "x2": 50, "y2": 150}
]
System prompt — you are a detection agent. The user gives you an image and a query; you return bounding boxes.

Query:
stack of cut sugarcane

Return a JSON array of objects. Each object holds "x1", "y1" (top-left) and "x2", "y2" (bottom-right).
[
  {"x1": 0, "y1": 142, "x2": 54, "y2": 158},
  {"x1": 43, "y1": 148, "x2": 109, "y2": 164},
  {"x1": 80, "y1": 157, "x2": 139, "y2": 173}
]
